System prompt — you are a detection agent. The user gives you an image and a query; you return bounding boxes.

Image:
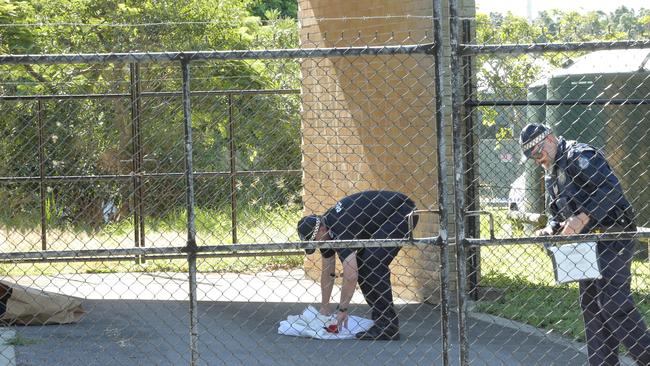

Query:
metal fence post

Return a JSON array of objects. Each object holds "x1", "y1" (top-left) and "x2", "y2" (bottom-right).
[
  {"x1": 37, "y1": 99, "x2": 47, "y2": 250},
  {"x1": 461, "y1": 19, "x2": 480, "y2": 301},
  {"x1": 449, "y1": 0, "x2": 469, "y2": 364},
  {"x1": 180, "y1": 57, "x2": 199, "y2": 366},
  {"x1": 432, "y1": 0, "x2": 450, "y2": 364},
  {"x1": 129, "y1": 62, "x2": 146, "y2": 262},
  {"x1": 228, "y1": 93, "x2": 238, "y2": 244}
]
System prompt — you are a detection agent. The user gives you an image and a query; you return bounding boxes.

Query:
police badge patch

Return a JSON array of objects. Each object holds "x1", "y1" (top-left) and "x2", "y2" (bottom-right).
[
  {"x1": 558, "y1": 170, "x2": 566, "y2": 185},
  {"x1": 578, "y1": 156, "x2": 590, "y2": 170}
]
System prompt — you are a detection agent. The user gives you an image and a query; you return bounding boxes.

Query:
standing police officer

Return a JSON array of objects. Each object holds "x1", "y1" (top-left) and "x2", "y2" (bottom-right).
[
  {"x1": 297, "y1": 190, "x2": 417, "y2": 340},
  {"x1": 520, "y1": 123, "x2": 650, "y2": 365}
]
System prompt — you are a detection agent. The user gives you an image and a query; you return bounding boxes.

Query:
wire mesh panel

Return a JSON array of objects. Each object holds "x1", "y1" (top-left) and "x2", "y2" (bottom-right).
[
  {"x1": 0, "y1": 11, "x2": 450, "y2": 366},
  {"x1": 456, "y1": 5, "x2": 650, "y2": 365}
]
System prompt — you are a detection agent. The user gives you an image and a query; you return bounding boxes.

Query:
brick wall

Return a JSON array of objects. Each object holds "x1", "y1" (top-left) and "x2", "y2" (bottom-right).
[{"x1": 299, "y1": 0, "x2": 475, "y2": 303}]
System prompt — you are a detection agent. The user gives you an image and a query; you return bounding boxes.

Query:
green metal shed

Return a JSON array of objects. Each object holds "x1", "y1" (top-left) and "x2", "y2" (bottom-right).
[{"x1": 539, "y1": 48, "x2": 650, "y2": 227}]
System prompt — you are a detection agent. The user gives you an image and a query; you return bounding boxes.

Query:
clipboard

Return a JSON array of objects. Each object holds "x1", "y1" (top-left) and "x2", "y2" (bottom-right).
[{"x1": 545, "y1": 242, "x2": 602, "y2": 284}]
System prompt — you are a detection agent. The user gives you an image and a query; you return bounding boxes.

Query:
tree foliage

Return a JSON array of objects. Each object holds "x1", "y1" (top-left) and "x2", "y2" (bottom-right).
[
  {"x1": 475, "y1": 6, "x2": 649, "y2": 139},
  {"x1": 0, "y1": 0, "x2": 300, "y2": 228},
  {"x1": 248, "y1": 0, "x2": 297, "y2": 20},
  {"x1": 1, "y1": 1, "x2": 648, "y2": 228}
]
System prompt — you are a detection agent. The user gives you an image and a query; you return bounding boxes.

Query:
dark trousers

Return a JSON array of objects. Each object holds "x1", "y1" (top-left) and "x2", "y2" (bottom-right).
[
  {"x1": 356, "y1": 202, "x2": 413, "y2": 330},
  {"x1": 579, "y1": 239, "x2": 650, "y2": 366},
  {"x1": 357, "y1": 246, "x2": 400, "y2": 330}
]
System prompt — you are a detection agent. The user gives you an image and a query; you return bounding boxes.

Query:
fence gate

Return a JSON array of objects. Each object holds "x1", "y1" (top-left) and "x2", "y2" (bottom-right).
[
  {"x1": 449, "y1": 0, "x2": 650, "y2": 365},
  {"x1": 1, "y1": 1, "x2": 650, "y2": 365},
  {"x1": 0, "y1": 4, "x2": 448, "y2": 366}
]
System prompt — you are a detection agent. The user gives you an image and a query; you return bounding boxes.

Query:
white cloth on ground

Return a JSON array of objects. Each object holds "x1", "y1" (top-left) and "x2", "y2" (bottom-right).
[{"x1": 277, "y1": 306, "x2": 374, "y2": 340}]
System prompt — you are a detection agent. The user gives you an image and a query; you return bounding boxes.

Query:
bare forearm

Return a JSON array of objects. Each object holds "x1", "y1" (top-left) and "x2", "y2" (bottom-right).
[
  {"x1": 339, "y1": 276, "x2": 356, "y2": 309},
  {"x1": 321, "y1": 273, "x2": 334, "y2": 307},
  {"x1": 320, "y1": 257, "x2": 335, "y2": 307},
  {"x1": 339, "y1": 253, "x2": 358, "y2": 308}
]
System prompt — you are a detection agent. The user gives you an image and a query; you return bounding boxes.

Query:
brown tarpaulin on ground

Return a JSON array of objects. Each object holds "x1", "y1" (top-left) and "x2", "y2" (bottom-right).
[{"x1": 0, "y1": 281, "x2": 85, "y2": 325}]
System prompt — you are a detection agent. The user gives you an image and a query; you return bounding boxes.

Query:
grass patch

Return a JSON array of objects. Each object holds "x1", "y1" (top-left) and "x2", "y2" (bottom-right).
[
  {"x1": 0, "y1": 255, "x2": 305, "y2": 277},
  {"x1": 0, "y1": 205, "x2": 304, "y2": 276},
  {"x1": 476, "y1": 272, "x2": 650, "y2": 342},
  {"x1": 475, "y1": 274, "x2": 585, "y2": 341},
  {"x1": 4, "y1": 334, "x2": 39, "y2": 346}
]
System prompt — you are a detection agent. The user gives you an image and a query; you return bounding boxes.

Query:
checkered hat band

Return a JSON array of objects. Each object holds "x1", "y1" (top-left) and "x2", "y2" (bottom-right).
[
  {"x1": 309, "y1": 217, "x2": 321, "y2": 241},
  {"x1": 522, "y1": 130, "x2": 550, "y2": 151}
]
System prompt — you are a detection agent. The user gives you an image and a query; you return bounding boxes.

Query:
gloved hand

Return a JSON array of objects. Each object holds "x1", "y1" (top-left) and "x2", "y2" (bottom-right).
[
  {"x1": 535, "y1": 226, "x2": 554, "y2": 236},
  {"x1": 336, "y1": 310, "x2": 349, "y2": 330},
  {"x1": 319, "y1": 305, "x2": 332, "y2": 316}
]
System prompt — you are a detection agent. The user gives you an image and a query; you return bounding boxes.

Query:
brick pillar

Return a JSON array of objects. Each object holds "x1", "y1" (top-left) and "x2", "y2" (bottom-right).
[{"x1": 298, "y1": 0, "x2": 476, "y2": 303}]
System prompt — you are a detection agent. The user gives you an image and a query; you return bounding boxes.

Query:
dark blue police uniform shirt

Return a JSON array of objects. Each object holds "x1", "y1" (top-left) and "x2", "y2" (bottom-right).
[
  {"x1": 319, "y1": 190, "x2": 413, "y2": 261},
  {"x1": 545, "y1": 137, "x2": 632, "y2": 234}
]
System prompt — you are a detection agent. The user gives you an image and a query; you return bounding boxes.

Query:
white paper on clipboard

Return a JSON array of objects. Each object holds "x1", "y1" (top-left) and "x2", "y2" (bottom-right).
[{"x1": 547, "y1": 242, "x2": 602, "y2": 284}]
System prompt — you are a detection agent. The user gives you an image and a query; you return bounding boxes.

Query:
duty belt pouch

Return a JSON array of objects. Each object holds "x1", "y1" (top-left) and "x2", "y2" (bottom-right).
[{"x1": 545, "y1": 242, "x2": 602, "y2": 284}]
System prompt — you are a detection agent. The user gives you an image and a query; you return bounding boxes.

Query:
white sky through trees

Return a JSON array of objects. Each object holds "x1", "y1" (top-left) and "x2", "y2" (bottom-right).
[{"x1": 475, "y1": 0, "x2": 648, "y2": 19}]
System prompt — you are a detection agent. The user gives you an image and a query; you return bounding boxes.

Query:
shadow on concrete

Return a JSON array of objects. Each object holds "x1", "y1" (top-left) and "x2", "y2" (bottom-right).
[{"x1": 11, "y1": 299, "x2": 588, "y2": 365}]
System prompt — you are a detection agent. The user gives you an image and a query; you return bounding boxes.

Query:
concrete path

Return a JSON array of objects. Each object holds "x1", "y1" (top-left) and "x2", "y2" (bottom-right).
[
  {"x1": 0, "y1": 329, "x2": 15, "y2": 366},
  {"x1": 1, "y1": 270, "x2": 598, "y2": 365}
]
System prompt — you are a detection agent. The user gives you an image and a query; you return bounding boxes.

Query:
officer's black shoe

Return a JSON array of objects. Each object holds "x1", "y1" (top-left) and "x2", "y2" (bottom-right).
[{"x1": 355, "y1": 325, "x2": 400, "y2": 341}]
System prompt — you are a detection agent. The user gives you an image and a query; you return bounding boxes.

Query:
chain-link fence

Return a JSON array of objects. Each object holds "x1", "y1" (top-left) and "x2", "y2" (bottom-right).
[
  {"x1": 0, "y1": 13, "x2": 450, "y2": 365},
  {"x1": 456, "y1": 3, "x2": 650, "y2": 366},
  {"x1": 1, "y1": 0, "x2": 650, "y2": 365}
]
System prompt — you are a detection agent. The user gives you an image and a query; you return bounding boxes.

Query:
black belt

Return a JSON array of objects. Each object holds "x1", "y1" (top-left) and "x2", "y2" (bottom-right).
[{"x1": 593, "y1": 223, "x2": 636, "y2": 234}]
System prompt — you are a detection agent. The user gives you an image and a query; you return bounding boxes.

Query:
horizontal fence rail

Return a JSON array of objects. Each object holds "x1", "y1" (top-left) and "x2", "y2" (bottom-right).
[
  {"x1": 461, "y1": 39, "x2": 650, "y2": 55},
  {"x1": 0, "y1": 238, "x2": 441, "y2": 262},
  {"x1": 0, "y1": 89, "x2": 300, "y2": 101},
  {"x1": 0, "y1": 170, "x2": 301, "y2": 184},
  {"x1": 0, "y1": 44, "x2": 435, "y2": 65}
]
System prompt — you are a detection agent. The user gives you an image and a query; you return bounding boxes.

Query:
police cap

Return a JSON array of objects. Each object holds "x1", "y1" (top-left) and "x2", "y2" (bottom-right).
[
  {"x1": 519, "y1": 123, "x2": 552, "y2": 161},
  {"x1": 297, "y1": 214, "x2": 321, "y2": 254}
]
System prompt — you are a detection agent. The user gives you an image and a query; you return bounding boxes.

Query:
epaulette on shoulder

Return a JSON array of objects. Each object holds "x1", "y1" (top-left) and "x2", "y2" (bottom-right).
[{"x1": 566, "y1": 141, "x2": 596, "y2": 159}]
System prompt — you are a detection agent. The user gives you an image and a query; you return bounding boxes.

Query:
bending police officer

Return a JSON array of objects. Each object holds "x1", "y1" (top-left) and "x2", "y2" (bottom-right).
[{"x1": 297, "y1": 190, "x2": 417, "y2": 341}]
